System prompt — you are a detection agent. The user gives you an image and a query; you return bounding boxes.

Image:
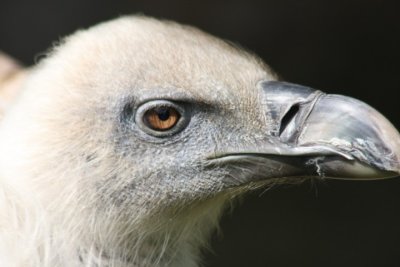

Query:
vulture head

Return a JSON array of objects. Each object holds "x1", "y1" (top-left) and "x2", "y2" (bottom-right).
[{"x1": 0, "y1": 16, "x2": 399, "y2": 267}]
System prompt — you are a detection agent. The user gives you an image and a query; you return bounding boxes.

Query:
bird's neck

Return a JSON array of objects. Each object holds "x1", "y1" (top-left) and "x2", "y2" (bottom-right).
[
  {"x1": 75, "y1": 228, "x2": 206, "y2": 267},
  {"x1": 1, "y1": 190, "x2": 229, "y2": 267},
  {"x1": 71, "y1": 200, "x2": 228, "y2": 267}
]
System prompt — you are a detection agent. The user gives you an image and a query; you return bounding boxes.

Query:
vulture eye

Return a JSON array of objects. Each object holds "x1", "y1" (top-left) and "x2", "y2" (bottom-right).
[
  {"x1": 135, "y1": 100, "x2": 189, "y2": 137},
  {"x1": 144, "y1": 106, "x2": 180, "y2": 131}
]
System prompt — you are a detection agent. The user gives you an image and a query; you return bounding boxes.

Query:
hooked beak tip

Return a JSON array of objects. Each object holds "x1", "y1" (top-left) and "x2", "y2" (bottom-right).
[{"x1": 260, "y1": 81, "x2": 400, "y2": 179}]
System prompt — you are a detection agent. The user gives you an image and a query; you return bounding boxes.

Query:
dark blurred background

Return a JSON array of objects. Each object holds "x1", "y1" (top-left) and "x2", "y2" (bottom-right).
[{"x1": 1, "y1": 0, "x2": 399, "y2": 266}]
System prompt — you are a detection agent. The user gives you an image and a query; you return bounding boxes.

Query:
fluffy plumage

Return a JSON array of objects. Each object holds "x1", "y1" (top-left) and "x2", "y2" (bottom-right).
[{"x1": 0, "y1": 16, "x2": 276, "y2": 267}]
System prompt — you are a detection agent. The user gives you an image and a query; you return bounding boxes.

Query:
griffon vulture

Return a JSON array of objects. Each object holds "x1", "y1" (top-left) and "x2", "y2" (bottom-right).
[{"x1": 0, "y1": 16, "x2": 399, "y2": 267}]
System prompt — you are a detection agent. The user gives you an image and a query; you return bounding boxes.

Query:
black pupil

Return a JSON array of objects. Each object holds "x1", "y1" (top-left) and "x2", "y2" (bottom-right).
[{"x1": 156, "y1": 108, "x2": 170, "y2": 121}]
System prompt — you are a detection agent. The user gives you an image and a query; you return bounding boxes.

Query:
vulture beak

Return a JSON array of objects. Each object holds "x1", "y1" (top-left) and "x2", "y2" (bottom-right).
[{"x1": 209, "y1": 81, "x2": 400, "y2": 182}]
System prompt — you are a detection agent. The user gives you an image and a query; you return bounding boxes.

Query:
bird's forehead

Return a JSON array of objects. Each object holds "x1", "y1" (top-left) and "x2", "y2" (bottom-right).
[{"x1": 51, "y1": 16, "x2": 275, "y2": 107}]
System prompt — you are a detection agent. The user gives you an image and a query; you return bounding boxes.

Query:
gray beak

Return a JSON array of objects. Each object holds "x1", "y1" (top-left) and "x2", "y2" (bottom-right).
[
  {"x1": 260, "y1": 81, "x2": 400, "y2": 179},
  {"x1": 209, "y1": 81, "x2": 400, "y2": 182}
]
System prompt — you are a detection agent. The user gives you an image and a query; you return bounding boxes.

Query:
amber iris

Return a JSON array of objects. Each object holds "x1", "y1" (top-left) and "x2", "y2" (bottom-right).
[{"x1": 144, "y1": 106, "x2": 180, "y2": 131}]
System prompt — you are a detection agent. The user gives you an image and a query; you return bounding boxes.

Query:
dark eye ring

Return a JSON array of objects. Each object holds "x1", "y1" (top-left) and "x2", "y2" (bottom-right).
[{"x1": 135, "y1": 100, "x2": 189, "y2": 137}]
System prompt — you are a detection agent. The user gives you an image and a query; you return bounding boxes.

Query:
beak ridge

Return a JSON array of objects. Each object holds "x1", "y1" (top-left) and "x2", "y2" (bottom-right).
[{"x1": 261, "y1": 81, "x2": 400, "y2": 179}]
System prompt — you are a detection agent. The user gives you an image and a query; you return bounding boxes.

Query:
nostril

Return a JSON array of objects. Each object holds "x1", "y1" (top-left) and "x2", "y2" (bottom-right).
[{"x1": 279, "y1": 104, "x2": 300, "y2": 136}]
